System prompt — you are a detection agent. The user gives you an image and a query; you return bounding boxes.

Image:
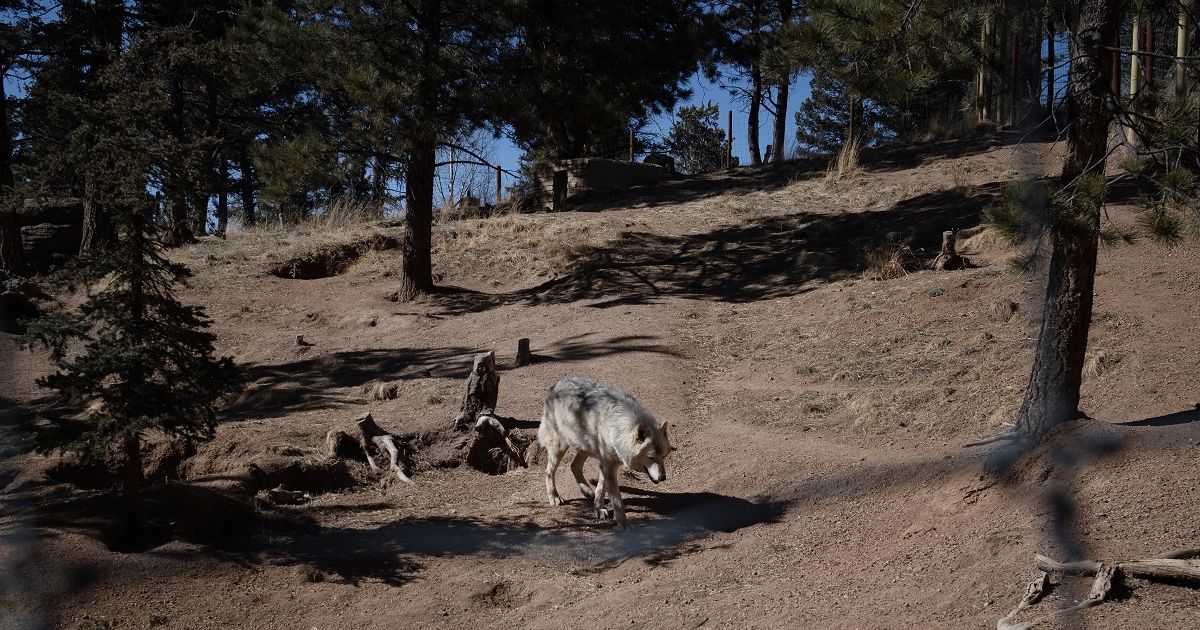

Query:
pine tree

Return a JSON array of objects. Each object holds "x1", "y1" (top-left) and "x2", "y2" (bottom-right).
[
  {"x1": 665, "y1": 102, "x2": 727, "y2": 174},
  {"x1": 793, "y1": 69, "x2": 877, "y2": 155},
  {"x1": 23, "y1": 23, "x2": 239, "y2": 514}
]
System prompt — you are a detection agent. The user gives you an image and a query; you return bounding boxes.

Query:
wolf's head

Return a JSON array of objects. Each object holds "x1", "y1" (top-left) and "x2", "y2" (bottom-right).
[{"x1": 630, "y1": 421, "x2": 674, "y2": 483}]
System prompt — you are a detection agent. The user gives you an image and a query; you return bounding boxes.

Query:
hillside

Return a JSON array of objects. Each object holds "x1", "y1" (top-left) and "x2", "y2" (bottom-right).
[{"x1": 3, "y1": 135, "x2": 1200, "y2": 629}]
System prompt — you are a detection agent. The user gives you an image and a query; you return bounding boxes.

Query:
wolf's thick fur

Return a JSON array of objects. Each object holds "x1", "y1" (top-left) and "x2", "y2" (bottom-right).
[{"x1": 538, "y1": 377, "x2": 672, "y2": 528}]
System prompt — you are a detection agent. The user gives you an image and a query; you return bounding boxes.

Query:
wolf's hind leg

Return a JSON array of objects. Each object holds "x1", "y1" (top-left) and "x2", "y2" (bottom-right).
[
  {"x1": 570, "y1": 452, "x2": 595, "y2": 499},
  {"x1": 545, "y1": 446, "x2": 567, "y2": 506},
  {"x1": 605, "y1": 466, "x2": 626, "y2": 529},
  {"x1": 593, "y1": 462, "x2": 613, "y2": 520}
]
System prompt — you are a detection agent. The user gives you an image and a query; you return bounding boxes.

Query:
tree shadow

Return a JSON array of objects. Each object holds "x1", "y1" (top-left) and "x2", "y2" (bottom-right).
[
  {"x1": 562, "y1": 131, "x2": 1017, "y2": 213},
  {"x1": 429, "y1": 184, "x2": 998, "y2": 316},
  {"x1": 226, "y1": 333, "x2": 681, "y2": 420},
  {"x1": 1119, "y1": 407, "x2": 1200, "y2": 428}
]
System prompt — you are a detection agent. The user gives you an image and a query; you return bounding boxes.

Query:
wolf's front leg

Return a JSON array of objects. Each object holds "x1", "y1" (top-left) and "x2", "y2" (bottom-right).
[{"x1": 545, "y1": 447, "x2": 566, "y2": 506}]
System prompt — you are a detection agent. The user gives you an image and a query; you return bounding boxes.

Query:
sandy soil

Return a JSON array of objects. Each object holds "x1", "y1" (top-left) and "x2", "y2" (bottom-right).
[{"x1": 3, "y1": 134, "x2": 1200, "y2": 630}]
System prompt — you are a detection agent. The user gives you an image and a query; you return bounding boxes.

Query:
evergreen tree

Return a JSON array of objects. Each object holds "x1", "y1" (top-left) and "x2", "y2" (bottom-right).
[
  {"x1": 23, "y1": 21, "x2": 239, "y2": 513},
  {"x1": 793, "y1": 69, "x2": 882, "y2": 155},
  {"x1": 665, "y1": 102, "x2": 727, "y2": 175},
  {"x1": 500, "y1": 0, "x2": 717, "y2": 160}
]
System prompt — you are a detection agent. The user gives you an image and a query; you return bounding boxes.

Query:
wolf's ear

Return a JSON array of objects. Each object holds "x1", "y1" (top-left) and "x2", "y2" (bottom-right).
[{"x1": 660, "y1": 421, "x2": 669, "y2": 436}]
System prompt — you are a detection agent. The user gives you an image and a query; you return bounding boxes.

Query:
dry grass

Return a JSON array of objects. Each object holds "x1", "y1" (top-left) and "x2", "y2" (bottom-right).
[
  {"x1": 957, "y1": 226, "x2": 1007, "y2": 255},
  {"x1": 862, "y1": 240, "x2": 914, "y2": 280},
  {"x1": 1083, "y1": 350, "x2": 1119, "y2": 380},
  {"x1": 433, "y1": 214, "x2": 619, "y2": 286},
  {"x1": 825, "y1": 135, "x2": 863, "y2": 181},
  {"x1": 361, "y1": 380, "x2": 401, "y2": 401}
]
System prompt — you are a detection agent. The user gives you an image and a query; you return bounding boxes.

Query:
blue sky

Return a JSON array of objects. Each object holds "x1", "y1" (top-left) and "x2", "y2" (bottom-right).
[{"x1": 488, "y1": 70, "x2": 814, "y2": 177}]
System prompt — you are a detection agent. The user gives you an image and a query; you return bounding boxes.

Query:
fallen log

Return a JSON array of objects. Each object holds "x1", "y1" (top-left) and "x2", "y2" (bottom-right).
[{"x1": 998, "y1": 552, "x2": 1200, "y2": 629}]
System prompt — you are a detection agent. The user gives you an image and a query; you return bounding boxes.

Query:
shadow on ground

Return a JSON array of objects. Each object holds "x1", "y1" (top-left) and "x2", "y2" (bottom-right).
[
  {"x1": 428, "y1": 184, "x2": 997, "y2": 316},
  {"x1": 225, "y1": 333, "x2": 680, "y2": 420}
]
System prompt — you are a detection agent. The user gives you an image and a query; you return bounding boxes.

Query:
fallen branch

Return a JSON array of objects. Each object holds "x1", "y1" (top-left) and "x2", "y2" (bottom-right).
[
  {"x1": 999, "y1": 553, "x2": 1200, "y2": 628},
  {"x1": 964, "y1": 431, "x2": 1020, "y2": 448},
  {"x1": 325, "y1": 413, "x2": 414, "y2": 484}
]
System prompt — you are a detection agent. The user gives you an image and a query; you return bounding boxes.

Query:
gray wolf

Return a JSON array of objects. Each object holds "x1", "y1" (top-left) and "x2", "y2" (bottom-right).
[{"x1": 538, "y1": 376, "x2": 673, "y2": 528}]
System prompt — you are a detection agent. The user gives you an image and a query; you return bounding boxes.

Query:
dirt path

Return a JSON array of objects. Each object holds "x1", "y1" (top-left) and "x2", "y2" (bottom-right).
[{"x1": 5, "y1": 138, "x2": 1200, "y2": 629}]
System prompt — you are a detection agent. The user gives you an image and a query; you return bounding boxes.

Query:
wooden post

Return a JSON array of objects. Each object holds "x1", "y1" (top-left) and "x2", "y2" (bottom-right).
[
  {"x1": 1131, "y1": 17, "x2": 1142, "y2": 96},
  {"x1": 495, "y1": 165, "x2": 502, "y2": 206},
  {"x1": 516, "y1": 338, "x2": 532, "y2": 367},
  {"x1": 726, "y1": 109, "x2": 733, "y2": 168},
  {"x1": 1177, "y1": 9, "x2": 1189, "y2": 96}
]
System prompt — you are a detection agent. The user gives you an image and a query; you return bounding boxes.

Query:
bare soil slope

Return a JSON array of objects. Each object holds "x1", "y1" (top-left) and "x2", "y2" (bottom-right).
[{"x1": 3, "y1": 135, "x2": 1199, "y2": 630}]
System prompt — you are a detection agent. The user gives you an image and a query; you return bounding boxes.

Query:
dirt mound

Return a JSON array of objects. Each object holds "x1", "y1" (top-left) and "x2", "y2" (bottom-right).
[{"x1": 268, "y1": 232, "x2": 400, "y2": 279}]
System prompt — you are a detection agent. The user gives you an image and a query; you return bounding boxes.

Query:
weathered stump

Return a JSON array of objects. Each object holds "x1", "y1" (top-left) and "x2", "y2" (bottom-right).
[
  {"x1": 324, "y1": 412, "x2": 414, "y2": 483},
  {"x1": 931, "y1": 229, "x2": 970, "y2": 271},
  {"x1": 465, "y1": 409, "x2": 532, "y2": 475},
  {"x1": 454, "y1": 351, "x2": 499, "y2": 430},
  {"x1": 515, "y1": 338, "x2": 533, "y2": 367}
]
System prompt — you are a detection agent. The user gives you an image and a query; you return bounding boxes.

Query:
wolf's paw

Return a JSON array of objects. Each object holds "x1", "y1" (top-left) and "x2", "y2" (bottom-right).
[
  {"x1": 595, "y1": 508, "x2": 612, "y2": 520},
  {"x1": 549, "y1": 495, "x2": 565, "y2": 506}
]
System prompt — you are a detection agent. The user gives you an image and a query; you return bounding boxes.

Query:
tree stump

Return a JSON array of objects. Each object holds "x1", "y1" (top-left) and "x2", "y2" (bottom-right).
[
  {"x1": 454, "y1": 351, "x2": 499, "y2": 430},
  {"x1": 516, "y1": 338, "x2": 533, "y2": 367},
  {"x1": 931, "y1": 229, "x2": 970, "y2": 271},
  {"x1": 325, "y1": 412, "x2": 414, "y2": 483},
  {"x1": 465, "y1": 409, "x2": 531, "y2": 475}
]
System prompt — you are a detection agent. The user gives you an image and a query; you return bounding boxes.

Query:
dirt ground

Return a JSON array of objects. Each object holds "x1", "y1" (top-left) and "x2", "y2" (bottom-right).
[{"x1": 3, "y1": 134, "x2": 1200, "y2": 629}]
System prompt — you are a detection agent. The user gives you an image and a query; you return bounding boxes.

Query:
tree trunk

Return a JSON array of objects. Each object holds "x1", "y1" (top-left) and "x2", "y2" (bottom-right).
[
  {"x1": 1046, "y1": 15, "x2": 1055, "y2": 116},
  {"x1": 1131, "y1": 17, "x2": 1142, "y2": 95},
  {"x1": 979, "y1": 15, "x2": 991, "y2": 122},
  {"x1": 747, "y1": 0, "x2": 763, "y2": 167},
  {"x1": 216, "y1": 159, "x2": 228, "y2": 238},
  {"x1": 1177, "y1": 8, "x2": 1189, "y2": 96},
  {"x1": 771, "y1": 0, "x2": 793, "y2": 162},
  {"x1": 0, "y1": 75, "x2": 23, "y2": 274},
  {"x1": 122, "y1": 432, "x2": 145, "y2": 516},
  {"x1": 1015, "y1": 0, "x2": 1118, "y2": 439},
  {"x1": 167, "y1": 79, "x2": 192, "y2": 247},
  {"x1": 79, "y1": 176, "x2": 112, "y2": 254},
  {"x1": 1145, "y1": 20, "x2": 1155, "y2": 87},
  {"x1": 396, "y1": 0, "x2": 441, "y2": 301},
  {"x1": 239, "y1": 154, "x2": 257, "y2": 228},
  {"x1": 397, "y1": 139, "x2": 436, "y2": 301}
]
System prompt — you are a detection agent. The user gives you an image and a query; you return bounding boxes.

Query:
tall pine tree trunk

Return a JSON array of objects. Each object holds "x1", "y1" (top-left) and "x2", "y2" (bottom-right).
[
  {"x1": 770, "y1": 0, "x2": 793, "y2": 164},
  {"x1": 396, "y1": 0, "x2": 441, "y2": 301},
  {"x1": 747, "y1": 0, "x2": 764, "y2": 167},
  {"x1": 1015, "y1": 0, "x2": 1118, "y2": 439},
  {"x1": 239, "y1": 154, "x2": 257, "y2": 228},
  {"x1": 1046, "y1": 15, "x2": 1055, "y2": 116},
  {"x1": 1177, "y1": 8, "x2": 1189, "y2": 96},
  {"x1": 167, "y1": 79, "x2": 192, "y2": 247},
  {"x1": 79, "y1": 0, "x2": 124, "y2": 255},
  {"x1": 0, "y1": 75, "x2": 23, "y2": 274},
  {"x1": 398, "y1": 140, "x2": 436, "y2": 301},
  {"x1": 79, "y1": 177, "x2": 113, "y2": 254},
  {"x1": 216, "y1": 159, "x2": 228, "y2": 238}
]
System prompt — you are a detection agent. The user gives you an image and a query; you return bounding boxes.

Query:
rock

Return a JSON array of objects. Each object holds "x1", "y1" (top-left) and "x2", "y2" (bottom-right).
[
  {"x1": 643, "y1": 152, "x2": 677, "y2": 176},
  {"x1": 261, "y1": 485, "x2": 310, "y2": 505},
  {"x1": 21, "y1": 222, "x2": 82, "y2": 269},
  {"x1": 0, "y1": 270, "x2": 50, "y2": 333}
]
